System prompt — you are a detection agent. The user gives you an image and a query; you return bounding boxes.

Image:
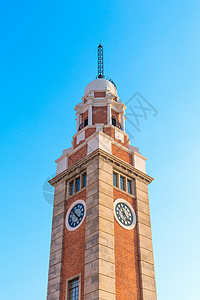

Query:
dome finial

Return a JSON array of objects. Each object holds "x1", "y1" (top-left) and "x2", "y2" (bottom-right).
[{"x1": 97, "y1": 43, "x2": 104, "y2": 78}]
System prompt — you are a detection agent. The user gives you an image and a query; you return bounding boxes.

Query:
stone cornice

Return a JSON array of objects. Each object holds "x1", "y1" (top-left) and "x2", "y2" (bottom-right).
[
  {"x1": 49, "y1": 148, "x2": 154, "y2": 187},
  {"x1": 75, "y1": 96, "x2": 126, "y2": 114}
]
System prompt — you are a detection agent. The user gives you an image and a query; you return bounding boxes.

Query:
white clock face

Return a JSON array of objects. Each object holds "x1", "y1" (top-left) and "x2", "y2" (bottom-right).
[
  {"x1": 65, "y1": 200, "x2": 86, "y2": 231},
  {"x1": 113, "y1": 199, "x2": 136, "y2": 230}
]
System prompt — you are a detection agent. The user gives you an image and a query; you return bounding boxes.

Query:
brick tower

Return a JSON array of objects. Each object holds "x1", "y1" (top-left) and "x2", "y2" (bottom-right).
[{"x1": 47, "y1": 45, "x2": 157, "y2": 300}]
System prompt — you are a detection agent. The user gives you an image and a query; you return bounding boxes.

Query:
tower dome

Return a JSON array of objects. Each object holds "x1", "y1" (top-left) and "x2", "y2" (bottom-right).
[{"x1": 84, "y1": 78, "x2": 117, "y2": 97}]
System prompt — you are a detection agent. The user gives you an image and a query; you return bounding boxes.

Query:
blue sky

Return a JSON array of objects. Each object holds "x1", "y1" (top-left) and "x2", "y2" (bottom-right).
[{"x1": 0, "y1": 0, "x2": 200, "y2": 299}]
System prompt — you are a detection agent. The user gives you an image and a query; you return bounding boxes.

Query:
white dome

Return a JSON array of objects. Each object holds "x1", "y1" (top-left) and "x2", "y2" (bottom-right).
[{"x1": 84, "y1": 78, "x2": 117, "y2": 97}]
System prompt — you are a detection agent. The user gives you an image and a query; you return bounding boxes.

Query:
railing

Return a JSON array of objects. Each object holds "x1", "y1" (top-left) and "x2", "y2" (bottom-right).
[
  {"x1": 78, "y1": 123, "x2": 85, "y2": 131},
  {"x1": 78, "y1": 121, "x2": 122, "y2": 131},
  {"x1": 112, "y1": 121, "x2": 122, "y2": 130}
]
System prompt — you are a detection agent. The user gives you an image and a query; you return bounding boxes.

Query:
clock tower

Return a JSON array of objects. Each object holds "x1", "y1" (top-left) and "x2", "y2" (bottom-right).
[{"x1": 46, "y1": 44, "x2": 157, "y2": 300}]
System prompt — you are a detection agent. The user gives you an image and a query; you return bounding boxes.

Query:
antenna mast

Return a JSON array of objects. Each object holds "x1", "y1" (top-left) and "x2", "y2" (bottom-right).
[{"x1": 98, "y1": 44, "x2": 104, "y2": 78}]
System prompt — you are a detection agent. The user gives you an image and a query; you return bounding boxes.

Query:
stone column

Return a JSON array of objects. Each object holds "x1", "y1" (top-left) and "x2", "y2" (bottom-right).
[
  {"x1": 76, "y1": 113, "x2": 80, "y2": 132},
  {"x1": 47, "y1": 181, "x2": 66, "y2": 300},
  {"x1": 88, "y1": 104, "x2": 92, "y2": 126},
  {"x1": 121, "y1": 111, "x2": 125, "y2": 131},
  {"x1": 84, "y1": 157, "x2": 116, "y2": 300},
  {"x1": 135, "y1": 179, "x2": 157, "y2": 300},
  {"x1": 107, "y1": 103, "x2": 111, "y2": 125}
]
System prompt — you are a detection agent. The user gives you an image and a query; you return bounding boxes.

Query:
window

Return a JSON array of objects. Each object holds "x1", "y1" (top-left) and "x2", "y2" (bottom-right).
[
  {"x1": 75, "y1": 177, "x2": 80, "y2": 193},
  {"x1": 127, "y1": 179, "x2": 132, "y2": 194},
  {"x1": 68, "y1": 277, "x2": 79, "y2": 300},
  {"x1": 113, "y1": 171, "x2": 135, "y2": 196},
  {"x1": 69, "y1": 172, "x2": 87, "y2": 197},
  {"x1": 112, "y1": 116, "x2": 116, "y2": 127},
  {"x1": 82, "y1": 173, "x2": 87, "y2": 188},
  {"x1": 113, "y1": 173, "x2": 117, "y2": 187},
  {"x1": 69, "y1": 180, "x2": 74, "y2": 196},
  {"x1": 120, "y1": 176, "x2": 125, "y2": 190},
  {"x1": 84, "y1": 118, "x2": 88, "y2": 127}
]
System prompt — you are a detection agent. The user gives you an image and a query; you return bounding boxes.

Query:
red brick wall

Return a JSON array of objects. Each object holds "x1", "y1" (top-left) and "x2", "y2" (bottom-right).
[
  {"x1": 94, "y1": 92, "x2": 106, "y2": 98},
  {"x1": 103, "y1": 127, "x2": 115, "y2": 138},
  {"x1": 92, "y1": 106, "x2": 107, "y2": 125},
  {"x1": 85, "y1": 127, "x2": 96, "y2": 139},
  {"x1": 73, "y1": 136, "x2": 77, "y2": 148},
  {"x1": 61, "y1": 190, "x2": 86, "y2": 300},
  {"x1": 113, "y1": 189, "x2": 141, "y2": 300},
  {"x1": 124, "y1": 135, "x2": 128, "y2": 147},
  {"x1": 112, "y1": 144, "x2": 133, "y2": 165},
  {"x1": 68, "y1": 145, "x2": 87, "y2": 167}
]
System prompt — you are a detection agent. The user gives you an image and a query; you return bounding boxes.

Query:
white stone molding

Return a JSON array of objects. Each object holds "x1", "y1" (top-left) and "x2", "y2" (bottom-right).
[
  {"x1": 111, "y1": 100, "x2": 126, "y2": 114},
  {"x1": 114, "y1": 128, "x2": 124, "y2": 143},
  {"x1": 76, "y1": 113, "x2": 80, "y2": 132},
  {"x1": 121, "y1": 111, "x2": 125, "y2": 131},
  {"x1": 76, "y1": 130, "x2": 85, "y2": 145},
  {"x1": 56, "y1": 156, "x2": 68, "y2": 175},
  {"x1": 88, "y1": 104, "x2": 92, "y2": 126},
  {"x1": 55, "y1": 129, "x2": 147, "y2": 176},
  {"x1": 99, "y1": 134, "x2": 112, "y2": 154},
  {"x1": 50, "y1": 148, "x2": 153, "y2": 189},
  {"x1": 75, "y1": 96, "x2": 126, "y2": 114},
  {"x1": 133, "y1": 151, "x2": 147, "y2": 174},
  {"x1": 87, "y1": 132, "x2": 112, "y2": 155},
  {"x1": 95, "y1": 123, "x2": 104, "y2": 132},
  {"x1": 107, "y1": 103, "x2": 112, "y2": 125}
]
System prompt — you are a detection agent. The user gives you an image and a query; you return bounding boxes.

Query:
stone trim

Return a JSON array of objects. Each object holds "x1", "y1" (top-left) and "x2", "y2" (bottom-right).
[
  {"x1": 84, "y1": 156, "x2": 116, "y2": 299},
  {"x1": 49, "y1": 149, "x2": 153, "y2": 187},
  {"x1": 135, "y1": 178, "x2": 157, "y2": 300},
  {"x1": 46, "y1": 182, "x2": 66, "y2": 300}
]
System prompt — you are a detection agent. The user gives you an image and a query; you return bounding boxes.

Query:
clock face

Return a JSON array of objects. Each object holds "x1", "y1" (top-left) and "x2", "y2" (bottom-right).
[
  {"x1": 65, "y1": 200, "x2": 86, "y2": 231},
  {"x1": 113, "y1": 199, "x2": 136, "y2": 230}
]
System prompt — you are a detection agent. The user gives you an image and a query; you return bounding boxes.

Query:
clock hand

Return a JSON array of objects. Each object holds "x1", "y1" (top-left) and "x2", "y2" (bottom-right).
[
  {"x1": 73, "y1": 211, "x2": 81, "y2": 219},
  {"x1": 121, "y1": 208, "x2": 127, "y2": 218},
  {"x1": 121, "y1": 208, "x2": 129, "y2": 221}
]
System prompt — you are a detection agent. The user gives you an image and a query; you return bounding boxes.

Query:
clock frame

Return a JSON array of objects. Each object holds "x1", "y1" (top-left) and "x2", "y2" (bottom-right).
[
  {"x1": 113, "y1": 198, "x2": 136, "y2": 230},
  {"x1": 65, "y1": 199, "x2": 86, "y2": 231}
]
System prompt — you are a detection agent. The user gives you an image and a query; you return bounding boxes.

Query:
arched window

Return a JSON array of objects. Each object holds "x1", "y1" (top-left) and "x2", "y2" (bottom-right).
[
  {"x1": 84, "y1": 118, "x2": 88, "y2": 127},
  {"x1": 112, "y1": 116, "x2": 116, "y2": 127}
]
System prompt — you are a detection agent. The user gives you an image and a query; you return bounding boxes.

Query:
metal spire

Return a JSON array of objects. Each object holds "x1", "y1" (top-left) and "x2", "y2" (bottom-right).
[{"x1": 97, "y1": 43, "x2": 104, "y2": 78}]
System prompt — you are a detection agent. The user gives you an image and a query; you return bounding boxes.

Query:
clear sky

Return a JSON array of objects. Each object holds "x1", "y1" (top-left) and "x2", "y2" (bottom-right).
[{"x1": 0, "y1": 0, "x2": 200, "y2": 299}]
